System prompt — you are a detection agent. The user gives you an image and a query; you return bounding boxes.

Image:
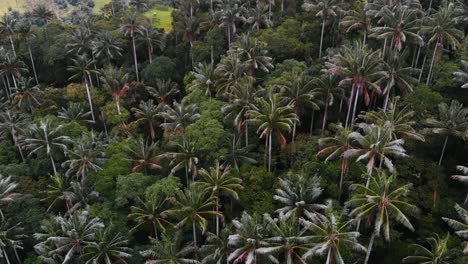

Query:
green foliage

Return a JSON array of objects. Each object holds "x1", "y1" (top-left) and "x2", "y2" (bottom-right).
[
  {"x1": 142, "y1": 56, "x2": 177, "y2": 85},
  {"x1": 89, "y1": 201, "x2": 128, "y2": 234},
  {"x1": 115, "y1": 172, "x2": 156, "y2": 207},
  {"x1": 0, "y1": 141, "x2": 19, "y2": 165},
  {"x1": 102, "y1": 101, "x2": 130, "y2": 125},
  {"x1": 145, "y1": 175, "x2": 182, "y2": 200},
  {"x1": 93, "y1": 150, "x2": 132, "y2": 198},
  {"x1": 199, "y1": 99, "x2": 226, "y2": 122},
  {"x1": 404, "y1": 84, "x2": 444, "y2": 116},
  {"x1": 264, "y1": 59, "x2": 308, "y2": 88},
  {"x1": 64, "y1": 83, "x2": 107, "y2": 106}
]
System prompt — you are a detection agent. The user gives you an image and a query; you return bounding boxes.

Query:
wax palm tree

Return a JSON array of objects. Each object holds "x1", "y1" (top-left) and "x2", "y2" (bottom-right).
[
  {"x1": 173, "y1": 14, "x2": 200, "y2": 47},
  {"x1": 137, "y1": 25, "x2": 165, "y2": 64},
  {"x1": 318, "y1": 123, "x2": 354, "y2": 193},
  {"x1": 0, "y1": 214, "x2": 26, "y2": 264},
  {"x1": 32, "y1": 4, "x2": 55, "y2": 25},
  {"x1": 16, "y1": 20, "x2": 39, "y2": 84},
  {"x1": 159, "y1": 101, "x2": 201, "y2": 133},
  {"x1": 128, "y1": 195, "x2": 172, "y2": 240},
  {"x1": 58, "y1": 103, "x2": 93, "y2": 124},
  {"x1": 442, "y1": 204, "x2": 468, "y2": 254},
  {"x1": 340, "y1": 5, "x2": 371, "y2": 44},
  {"x1": 421, "y1": 3, "x2": 464, "y2": 85},
  {"x1": 25, "y1": 119, "x2": 72, "y2": 176},
  {"x1": 100, "y1": 65, "x2": 130, "y2": 115},
  {"x1": 0, "y1": 175, "x2": 20, "y2": 205},
  {"x1": 0, "y1": 51, "x2": 28, "y2": 92},
  {"x1": 220, "y1": 135, "x2": 257, "y2": 169},
  {"x1": 302, "y1": 0, "x2": 342, "y2": 57},
  {"x1": 215, "y1": 0, "x2": 243, "y2": 46},
  {"x1": 424, "y1": 100, "x2": 468, "y2": 166},
  {"x1": 247, "y1": 93, "x2": 297, "y2": 172},
  {"x1": 194, "y1": 161, "x2": 243, "y2": 236},
  {"x1": 92, "y1": 31, "x2": 123, "y2": 64},
  {"x1": 66, "y1": 27, "x2": 93, "y2": 57},
  {"x1": 34, "y1": 210, "x2": 104, "y2": 264},
  {"x1": 146, "y1": 79, "x2": 180, "y2": 106},
  {"x1": 120, "y1": 12, "x2": 145, "y2": 82},
  {"x1": 378, "y1": 50, "x2": 419, "y2": 111},
  {"x1": 82, "y1": 229, "x2": 132, "y2": 264},
  {"x1": 0, "y1": 14, "x2": 18, "y2": 57},
  {"x1": 140, "y1": 230, "x2": 200, "y2": 264},
  {"x1": 125, "y1": 139, "x2": 165, "y2": 174},
  {"x1": 326, "y1": 41, "x2": 385, "y2": 128},
  {"x1": 41, "y1": 174, "x2": 72, "y2": 212},
  {"x1": 215, "y1": 52, "x2": 249, "y2": 95},
  {"x1": 227, "y1": 212, "x2": 272, "y2": 264},
  {"x1": 312, "y1": 73, "x2": 344, "y2": 133},
  {"x1": 166, "y1": 137, "x2": 199, "y2": 185},
  {"x1": 0, "y1": 110, "x2": 30, "y2": 161},
  {"x1": 451, "y1": 165, "x2": 468, "y2": 203},
  {"x1": 347, "y1": 170, "x2": 417, "y2": 264},
  {"x1": 63, "y1": 179, "x2": 100, "y2": 213},
  {"x1": 344, "y1": 125, "x2": 408, "y2": 183},
  {"x1": 403, "y1": 233, "x2": 451, "y2": 264},
  {"x1": 62, "y1": 134, "x2": 107, "y2": 180},
  {"x1": 12, "y1": 76, "x2": 42, "y2": 113},
  {"x1": 358, "y1": 97, "x2": 425, "y2": 142},
  {"x1": 300, "y1": 208, "x2": 366, "y2": 264},
  {"x1": 132, "y1": 99, "x2": 160, "y2": 142},
  {"x1": 34, "y1": 216, "x2": 65, "y2": 264},
  {"x1": 244, "y1": 2, "x2": 272, "y2": 31},
  {"x1": 129, "y1": 0, "x2": 149, "y2": 12},
  {"x1": 453, "y1": 60, "x2": 468, "y2": 89},
  {"x1": 222, "y1": 78, "x2": 258, "y2": 146},
  {"x1": 273, "y1": 172, "x2": 327, "y2": 219},
  {"x1": 232, "y1": 34, "x2": 273, "y2": 76},
  {"x1": 67, "y1": 54, "x2": 99, "y2": 121},
  {"x1": 257, "y1": 214, "x2": 312, "y2": 264},
  {"x1": 201, "y1": 227, "x2": 232, "y2": 264},
  {"x1": 189, "y1": 62, "x2": 217, "y2": 97},
  {"x1": 165, "y1": 186, "x2": 221, "y2": 248},
  {"x1": 370, "y1": 4, "x2": 424, "y2": 52}
]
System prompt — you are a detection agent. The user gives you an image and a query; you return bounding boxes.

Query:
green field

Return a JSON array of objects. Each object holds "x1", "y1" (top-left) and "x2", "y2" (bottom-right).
[
  {"x1": 0, "y1": 0, "x2": 25, "y2": 14},
  {"x1": 144, "y1": 5, "x2": 174, "y2": 32}
]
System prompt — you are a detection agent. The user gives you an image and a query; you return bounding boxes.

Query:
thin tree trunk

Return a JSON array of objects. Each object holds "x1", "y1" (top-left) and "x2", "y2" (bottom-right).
[
  {"x1": 383, "y1": 89, "x2": 391, "y2": 112},
  {"x1": 292, "y1": 119, "x2": 297, "y2": 143},
  {"x1": 363, "y1": 31, "x2": 367, "y2": 45},
  {"x1": 310, "y1": 109, "x2": 315, "y2": 134},
  {"x1": 319, "y1": 19, "x2": 326, "y2": 58},
  {"x1": 216, "y1": 197, "x2": 220, "y2": 236},
  {"x1": 192, "y1": 220, "x2": 197, "y2": 248},
  {"x1": 12, "y1": 131, "x2": 24, "y2": 162},
  {"x1": 11, "y1": 74, "x2": 18, "y2": 91},
  {"x1": 321, "y1": 101, "x2": 329, "y2": 134},
  {"x1": 227, "y1": 26, "x2": 231, "y2": 48},
  {"x1": 326, "y1": 248, "x2": 332, "y2": 264},
  {"x1": 264, "y1": 135, "x2": 268, "y2": 169},
  {"x1": 13, "y1": 247, "x2": 20, "y2": 264},
  {"x1": 116, "y1": 96, "x2": 121, "y2": 115},
  {"x1": 2, "y1": 248, "x2": 11, "y2": 264},
  {"x1": 28, "y1": 44, "x2": 39, "y2": 84},
  {"x1": 2, "y1": 76, "x2": 11, "y2": 102},
  {"x1": 364, "y1": 232, "x2": 377, "y2": 264},
  {"x1": 185, "y1": 163, "x2": 189, "y2": 185},
  {"x1": 351, "y1": 86, "x2": 360, "y2": 126},
  {"x1": 245, "y1": 123, "x2": 249, "y2": 147},
  {"x1": 339, "y1": 158, "x2": 346, "y2": 196},
  {"x1": 50, "y1": 154, "x2": 57, "y2": 176},
  {"x1": 132, "y1": 34, "x2": 140, "y2": 82},
  {"x1": 152, "y1": 221, "x2": 158, "y2": 240},
  {"x1": 268, "y1": 132, "x2": 272, "y2": 172},
  {"x1": 426, "y1": 41, "x2": 439, "y2": 86},
  {"x1": 438, "y1": 135, "x2": 449, "y2": 166},
  {"x1": 345, "y1": 85, "x2": 355, "y2": 128},
  {"x1": 414, "y1": 45, "x2": 422, "y2": 68},
  {"x1": 9, "y1": 35, "x2": 16, "y2": 57},
  {"x1": 148, "y1": 45, "x2": 153, "y2": 64},
  {"x1": 418, "y1": 54, "x2": 427, "y2": 83},
  {"x1": 84, "y1": 77, "x2": 96, "y2": 121}
]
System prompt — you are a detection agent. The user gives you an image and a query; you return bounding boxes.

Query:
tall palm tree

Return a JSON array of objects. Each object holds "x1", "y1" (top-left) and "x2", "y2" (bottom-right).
[
  {"x1": 133, "y1": 99, "x2": 160, "y2": 142},
  {"x1": 12, "y1": 76, "x2": 43, "y2": 113},
  {"x1": 166, "y1": 137, "x2": 199, "y2": 185},
  {"x1": 442, "y1": 204, "x2": 468, "y2": 254},
  {"x1": 302, "y1": 0, "x2": 342, "y2": 57},
  {"x1": 273, "y1": 172, "x2": 327, "y2": 219},
  {"x1": 317, "y1": 123, "x2": 354, "y2": 194},
  {"x1": 312, "y1": 73, "x2": 344, "y2": 133},
  {"x1": 100, "y1": 66, "x2": 130, "y2": 115},
  {"x1": 0, "y1": 110, "x2": 30, "y2": 161},
  {"x1": 82, "y1": 230, "x2": 132, "y2": 264},
  {"x1": 0, "y1": 175, "x2": 20, "y2": 205},
  {"x1": 129, "y1": 0, "x2": 149, "y2": 12},
  {"x1": 194, "y1": 161, "x2": 243, "y2": 236},
  {"x1": 66, "y1": 27, "x2": 94, "y2": 57},
  {"x1": 0, "y1": 14, "x2": 18, "y2": 57},
  {"x1": 247, "y1": 93, "x2": 297, "y2": 172},
  {"x1": 0, "y1": 214, "x2": 26, "y2": 264},
  {"x1": 120, "y1": 12, "x2": 145, "y2": 82},
  {"x1": 63, "y1": 179, "x2": 100, "y2": 213},
  {"x1": 140, "y1": 230, "x2": 200, "y2": 264},
  {"x1": 403, "y1": 234, "x2": 451, "y2": 264},
  {"x1": 159, "y1": 101, "x2": 201, "y2": 133},
  {"x1": 25, "y1": 119, "x2": 72, "y2": 176},
  {"x1": 232, "y1": 34, "x2": 273, "y2": 76},
  {"x1": 215, "y1": 0, "x2": 243, "y2": 46},
  {"x1": 220, "y1": 135, "x2": 257, "y2": 169},
  {"x1": 453, "y1": 60, "x2": 468, "y2": 89},
  {"x1": 16, "y1": 20, "x2": 39, "y2": 84},
  {"x1": 340, "y1": 5, "x2": 371, "y2": 44},
  {"x1": 137, "y1": 25, "x2": 165, "y2": 64},
  {"x1": 215, "y1": 52, "x2": 249, "y2": 95},
  {"x1": 326, "y1": 41, "x2": 385, "y2": 128},
  {"x1": 227, "y1": 212, "x2": 272, "y2": 264},
  {"x1": 200, "y1": 227, "x2": 232, "y2": 264},
  {"x1": 62, "y1": 134, "x2": 107, "y2": 180},
  {"x1": 67, "y1": 55, "x2": 99, "y2": 121},
  {"x1": 58, "y1": 103, "x2": 93, "y2": 124},
  {"x1": 31, "y1": 4, "x2": 55, "y2": 25},
  {"x1": 41, "y1": 174, "x2": 72, "y2": 212},
  {"x1": 34, "y1": 210, "x2": 104, "y2": 264},
  {"x1": 424, "y1": 100, "x2": 468, "y2": 166},
  {"x1": 421, "y1": 3, "x2": 464, "y2": 85},
  {"x1": 344, "y1": 125, "x2": 408, "y2": 186},
  {"x1": 165, "y1": 186, "x2": 221, "y2": 248},
  {"x1": 92, "y1": 31, "x2": 123, "y2": 65},
  {"x1": 300, "y1": 208, "x2": 367, "y2": 264},
  {"x1": 125, "y1": 139, "x2": 165, "y2": 175},
  {"x1": 451, "y1": 165, "x2": 468, "y2": 203},
  {"x1": 0, "y1": 51, "x2": 28, "y2": 92},
  {"x1": 257, "y1": 214, "x2": 312, "y2": 264},
  {"x1": 189, "y1": 62, "x2": 217, "y2": 97},
  {"x1": 347, "y1": 170, "x2": 417, "y2": 264},
  {"x1": 244, "y1": 2, "x2": 272, "y2": 31},
  {"x1": 129, "y1": 195, "x2": 172, "y2": 240},
  {"x1": 146, "y1": 79, "x2": 180, "y2": 106}
]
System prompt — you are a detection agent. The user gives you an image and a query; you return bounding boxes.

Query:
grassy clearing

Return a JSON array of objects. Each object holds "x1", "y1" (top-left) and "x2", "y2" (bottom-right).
[
  {"x1": 144, "y1": 4, "x2": 174, "y2": 32},
  {"x1": 93, "y1": 0, "x2": 112, "y2": 12},
  {"x1": 0, "y1": 0, "x2": 25, "y2": 14}
]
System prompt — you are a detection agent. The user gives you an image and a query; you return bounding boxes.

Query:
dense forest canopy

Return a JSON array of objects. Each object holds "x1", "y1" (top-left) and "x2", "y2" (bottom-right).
[{"x1": 0, "y1": 0, "x2": 466, "y2": 263}]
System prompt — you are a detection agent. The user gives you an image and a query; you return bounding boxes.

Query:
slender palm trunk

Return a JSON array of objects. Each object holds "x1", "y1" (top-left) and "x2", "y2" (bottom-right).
[
  {"x1": 9, "y1": 35, "x2": 16, "y2": 57},
  {"x1": 310, "y1": 109, "x2": 315, "y2": 134},
  {"x1": 192, "y1": 220, "x2": 197, "y2": 248},
  {"x1": 426, "y1": 41, "x2": 439, "y2": 86},
  {"x1": 319, "y1": 19, "x2": 326, "y2": 58},
  {"x1": 418, "y1": 54, "x2": 427, "y2": 83},
  {"x1": 338, "y1": 158, "x2": 346, "y2": 196},
  {"x1": 148, "y1": 45, "x2": 153, "y2": 64},
  {"x1": 2, "y1": 248, "x2": 11, "y2": 264},
  {"x1": 326, "y1": 248, "x2": 332, "y2": 264},
  {"x1": 50, "y1": 154, "x2": 57, "y2": 176},
  {"x1": 345, "y1": 85, "x2": 355, "y2": 128},
  {"x1": 351, "y1": 86, "x2": 360, "y2": 126},
  {"x1": 216, "y1": 195, "x2": 220, "y2": 236},
  {"x1": 245, "y1": 123, "x2": 249, "y2": 147},
  {"x1": 2, "y1": 77, "x2": 11, "y2": 102},
  {"x1": 11, "y1": 74, "x2": 18, "y2": 91},
  {"x1": 268, "y1": 132, "x2": 272, "y2": 172},
  {"x1": 152, "y1": 221, "x2": 159, "y2": 240},
  {"x1": 264, "y1": 135, "x2": 268, "y2": 169},
  {"x1": 227, "y1": 26, "x2": 231, "y2": 48},
  {"x1": 414, "y1": 45, "x2": 422, "y2": 68},
  {"x1": 11, "y1": 130, "x2": 24, "y2": 162},
  {"x1": 383, "y1": 89, "x2": 391, "y2": 112},
  {"x1": 438, "y1": 135, "x2": 448, "y2": 166},
  {"x1": 131, "y1": 33, "x2": 140, "y2": 82},
  {"x1": 13, "y1": 247, "x2": 20, "y2": 264},
  {"x1": 185, "y1": 164, "x2": 189, "y2": 185},
  {"x1": 28, "y1": 44, "x2": 39, "y2": 84},
  {"x1": 115, "y1": 95, "x2": 122, "y2": 115},
  {"x1": 292, "y1": 119, "x2": 297, "y2": 143},
  {"x1": 84, "y1": 77, "x2": 96, "y2": 121},
  {"x1": 321, "y1": 101, "x2": 329, "y2": 134},
  {"x1": 364, "y1": 232, "x2": 377, "y2": 264},
  {"x1": 363, "y1": 31, "x2": 367, "y2": 45}
]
